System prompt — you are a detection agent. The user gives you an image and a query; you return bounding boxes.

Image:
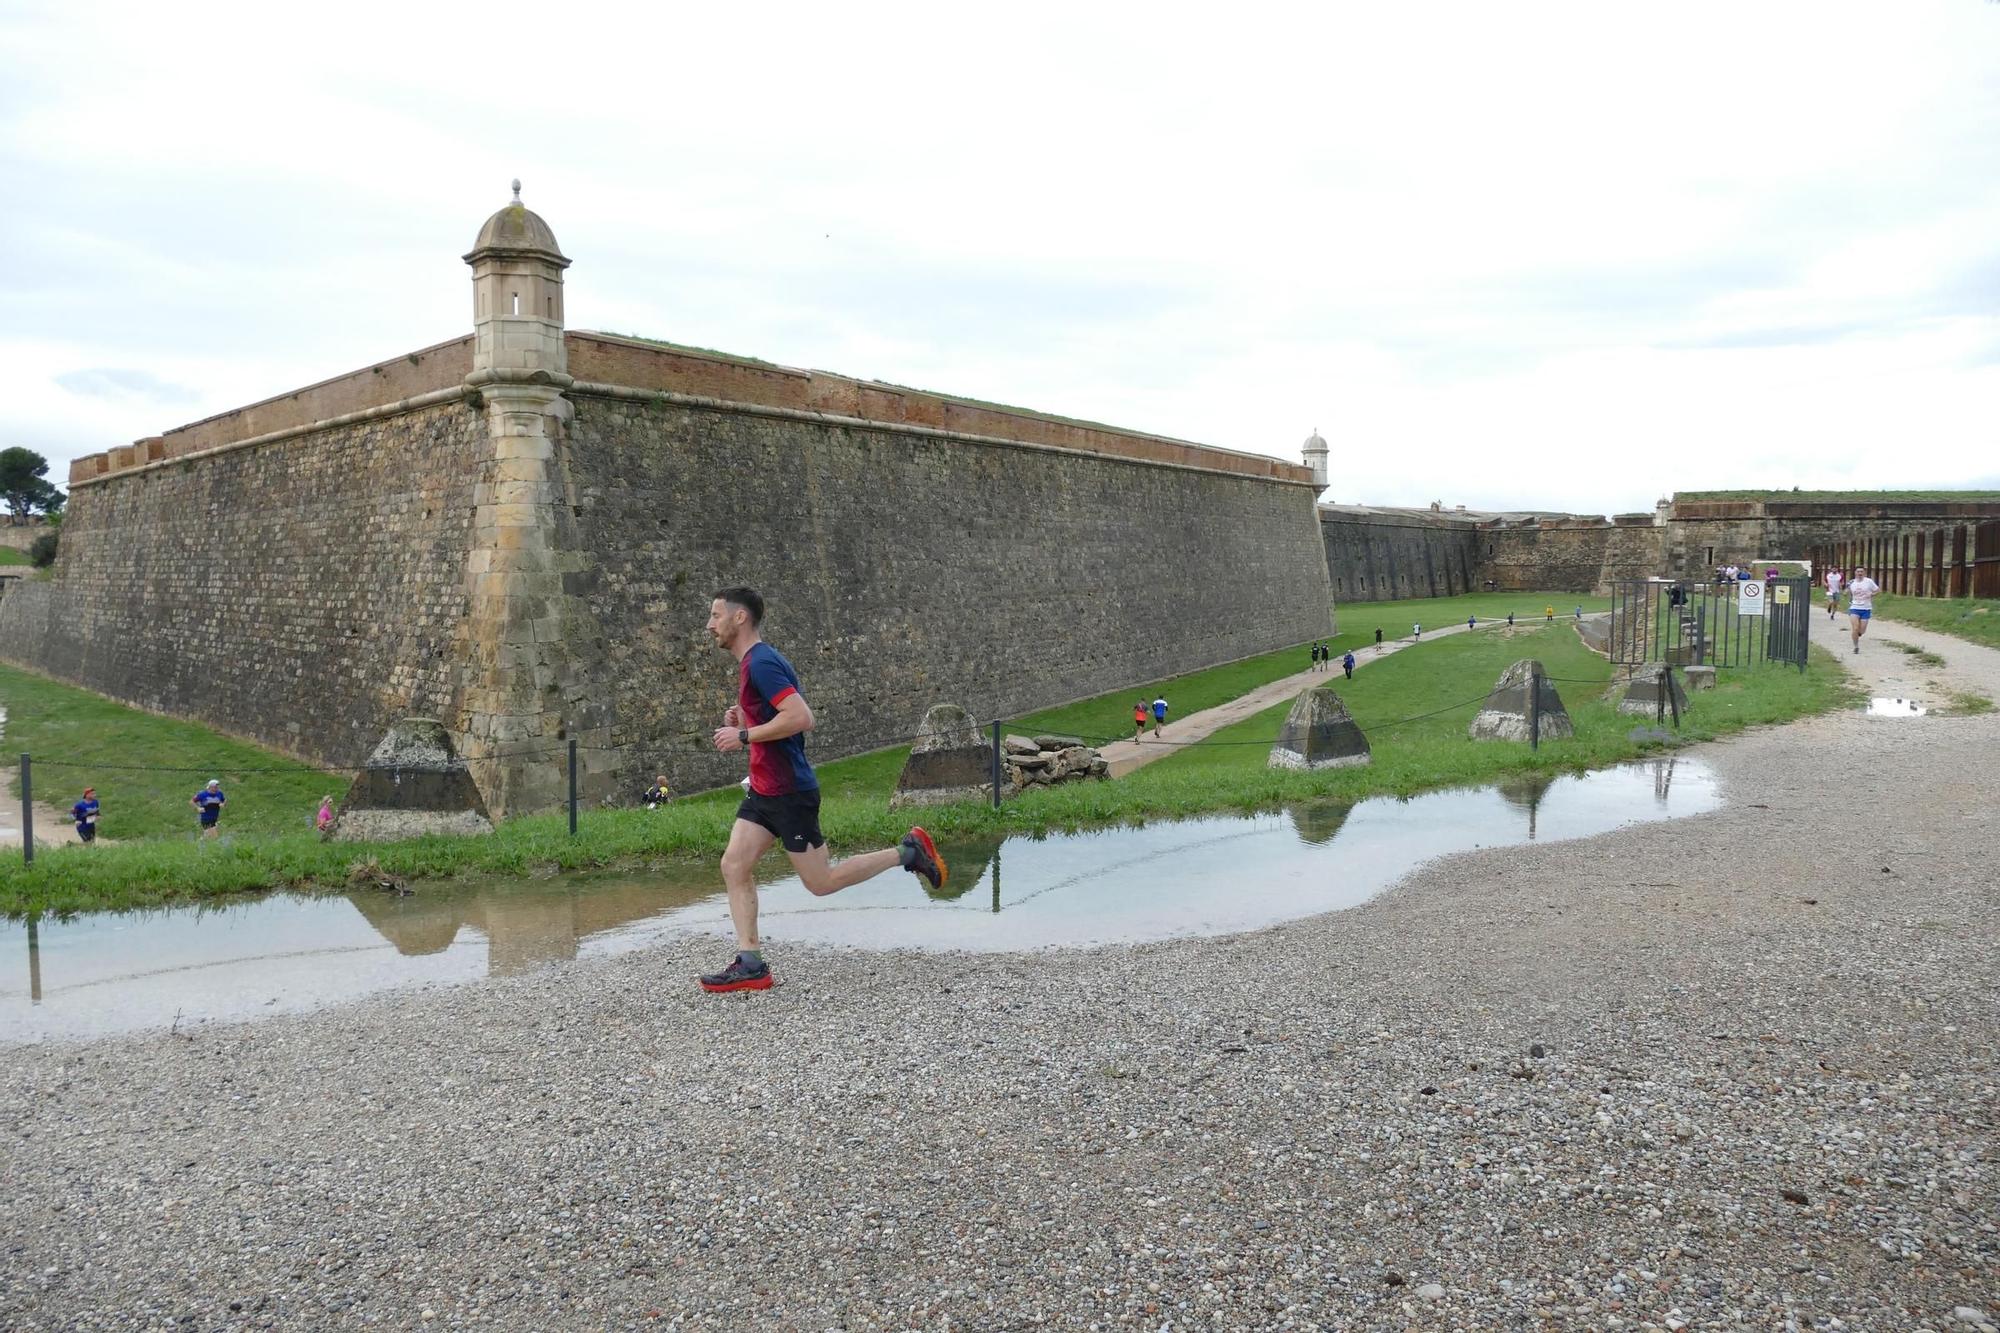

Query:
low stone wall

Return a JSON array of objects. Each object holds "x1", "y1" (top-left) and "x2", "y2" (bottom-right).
[
  {"x1": 1479, "y1": 519, "x2": 1665, "y2": 594},
  {"x1": 0, "y1": 522, "x2": 50, "y2": 553}
]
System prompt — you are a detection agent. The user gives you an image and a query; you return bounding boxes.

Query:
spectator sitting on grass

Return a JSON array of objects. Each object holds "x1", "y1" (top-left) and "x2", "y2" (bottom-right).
[
  {"x1": 643, "y1": 775, "x2": 672, "y2": 809},
  {"x1": 315, "y1": 796, "x2": 336, "y2": 837}
]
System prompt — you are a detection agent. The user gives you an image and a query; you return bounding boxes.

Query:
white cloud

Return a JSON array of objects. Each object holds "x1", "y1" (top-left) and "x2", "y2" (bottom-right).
[{"x1": 2, "y1": 0, "x2": 1995, "y2": 511}]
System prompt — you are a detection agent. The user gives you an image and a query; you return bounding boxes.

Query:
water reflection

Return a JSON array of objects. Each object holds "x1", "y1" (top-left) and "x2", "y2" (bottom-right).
[
  {"x1": 3, "y1": 758, "x2": 1719, "y2": 1041},
  {"x1": 1288, "y1": 800, "x2": 1353, "y2": 846},
  {"x1": 1865, "y1": 697, "x2": 1928, "y2": 717}
]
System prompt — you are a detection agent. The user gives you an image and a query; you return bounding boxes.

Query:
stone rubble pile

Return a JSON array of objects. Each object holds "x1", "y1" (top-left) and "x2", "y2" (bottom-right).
[{"x1": 1001, "y1": 733, "x2": 1111, "y2": 792}]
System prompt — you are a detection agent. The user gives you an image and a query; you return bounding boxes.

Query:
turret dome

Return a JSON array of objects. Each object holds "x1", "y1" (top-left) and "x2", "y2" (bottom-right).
[{"x1": 465, "y1": 180, "x2": 568, "y2": 266}]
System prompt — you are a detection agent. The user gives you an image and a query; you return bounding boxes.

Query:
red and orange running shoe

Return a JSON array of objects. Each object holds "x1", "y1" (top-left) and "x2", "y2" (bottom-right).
[{"x1": 901, "y1": 826, "x2": 947, "y2": 891}]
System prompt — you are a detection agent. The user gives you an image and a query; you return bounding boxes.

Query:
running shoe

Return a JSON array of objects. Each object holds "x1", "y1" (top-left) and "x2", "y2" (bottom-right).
[
  {"x1": 902, "y1": 826, "x2": 948, "y2": 891},
  {"x1": 699, "y1": 954, "x2": 773, "y2": 993}
]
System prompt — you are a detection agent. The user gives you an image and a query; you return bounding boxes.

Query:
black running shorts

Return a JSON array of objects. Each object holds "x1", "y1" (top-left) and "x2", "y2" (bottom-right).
[{"x1": 736, "y1": 788, "x2": 825, "y2": 853}]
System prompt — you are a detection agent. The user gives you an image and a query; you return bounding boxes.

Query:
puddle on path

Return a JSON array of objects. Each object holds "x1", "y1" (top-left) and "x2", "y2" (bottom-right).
[
  {"x1": 1, "y1": 757, "x2": 1719, "y2": 1042},
  {"x1": 1864, "y1": 697, "x2": 1929, "y2": 717}
]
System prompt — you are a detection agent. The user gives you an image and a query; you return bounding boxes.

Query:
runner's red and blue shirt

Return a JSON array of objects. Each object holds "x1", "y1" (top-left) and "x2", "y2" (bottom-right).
[{"x1": 739, "y1": 642, "x2": 817, "y2": 796}]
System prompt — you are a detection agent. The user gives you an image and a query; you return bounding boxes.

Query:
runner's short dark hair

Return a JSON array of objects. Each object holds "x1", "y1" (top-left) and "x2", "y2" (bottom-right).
[{"x1": 713, "y1": 586, "x2": 765, "y2": 626}]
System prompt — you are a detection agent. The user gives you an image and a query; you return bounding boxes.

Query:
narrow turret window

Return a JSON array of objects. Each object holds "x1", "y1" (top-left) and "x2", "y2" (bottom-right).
[{"x1": 511, "y1": 292, "x2": 520, "y2": 315}]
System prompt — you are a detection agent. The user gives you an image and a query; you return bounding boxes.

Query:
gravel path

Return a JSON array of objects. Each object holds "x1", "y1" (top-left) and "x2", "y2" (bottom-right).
[{"x1": 2, "y1": 633, "x2": 1995, "y2": 1331}]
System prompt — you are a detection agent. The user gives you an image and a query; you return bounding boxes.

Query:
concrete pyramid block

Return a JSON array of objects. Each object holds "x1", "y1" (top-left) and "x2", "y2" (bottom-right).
[
  {"x1": 335, "y1": 717, "x2": 495, "y2": 841},
  {"x1": 1268, "y1": 687, "x2": 1372, "y2": 770},
  {"x1": 1469, "y1": 660, "x2": 1574, "y2": 742},
  {"x1": 890, "y1": 703, "x2": 993, "y2": 809},
  {"x1": 1617, "y1": 665, "x2": 1689, "y2": 717}
]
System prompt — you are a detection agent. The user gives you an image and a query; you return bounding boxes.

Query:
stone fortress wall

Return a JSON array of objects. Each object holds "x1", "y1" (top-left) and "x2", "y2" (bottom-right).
[
  {"x1": 1317, "y1": 505, "x2": 1483, "y2": 602},
  {"x1": 2, "y1": 401, "x2": 487, "y2": 766},
  {"x1": 1, "y1": 192, "x2": 1332, "y2": 815},
  {"x1": 1318, "y1": 493, "x2": 2000, "y2": 600}
]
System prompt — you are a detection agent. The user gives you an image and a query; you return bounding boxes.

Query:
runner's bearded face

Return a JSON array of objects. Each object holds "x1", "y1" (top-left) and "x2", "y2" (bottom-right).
[{"x1": 707, "y1": 599, "x2": 747, "y2": 651}]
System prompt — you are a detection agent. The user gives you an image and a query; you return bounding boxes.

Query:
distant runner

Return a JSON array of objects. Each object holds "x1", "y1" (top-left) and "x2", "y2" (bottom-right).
[
  {"x1": 1412, "y1": 622, "x2": 1421, "y2": 641},
  {"x1": 1341, "y1": 650, "x2": 1355, "y2": 680},
  {"x1": 72, "y1": 788, "x2": 100, "y2": 844},
  {"x1": 1152, "y1": 696, "x2": 1169, "y2": 736},
  {"x1": 1374, "y1": 627, "x2": 1384, "y2": 653},
  {"x1": 1844, "y1": 566, "x2": 1880, "y2": 654},
  {"x1": 1134, "y1": 700, "x2": 1149, "y2": 741},
  {"x1": 192, "y1": 780, "x2": 225, "y2": 841},
  {"x1": 1824, "y1": 567, "x2": 1844, "y2": 619},
  {"x1": 701, "y1": 587, "x2": 945, "y2": 993}
]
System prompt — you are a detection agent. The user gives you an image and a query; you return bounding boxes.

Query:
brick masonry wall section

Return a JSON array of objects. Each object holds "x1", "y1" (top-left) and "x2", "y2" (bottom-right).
[
  {"x1": 67, "y1": 338, "x2": 474, "y2": 483},
  {"x1": 1, "y1": 400, "x2": 487, "y2": 767},
  {"x1": 567, "y1": 333, "x2": 1309, "y2": 484},
  {"x1": 1320, "y1": 511, "x2": 1482, "y2": 603},
  {"x1": 563, "y1": 391, "x2": 1334, "y2": 796}
]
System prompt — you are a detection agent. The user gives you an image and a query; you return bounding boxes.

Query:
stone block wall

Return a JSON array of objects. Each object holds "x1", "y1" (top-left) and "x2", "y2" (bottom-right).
[
  {"x1": 1479, "y1": 520, "x2": 1667, "y2": 594},
  {"x1": 0, "y1": 399, "x2": 487, "y2": 768},
  {"x1": 0, "y1": 522, "x2": 51, "y2": 553},
  {"x1": 563, "y1": 391, "x2": 1334, "y2": 795},
  {"x1": 1318, "y1": 509, "x2": 1482, "y2": 602},
  {"x1": 1664, "y1": 500, "x2": 2000, "y2": 577}
]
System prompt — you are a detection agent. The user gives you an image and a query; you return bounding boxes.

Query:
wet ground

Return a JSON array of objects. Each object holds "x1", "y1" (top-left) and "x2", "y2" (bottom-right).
[{"x1": 1, "y1": 756, "x2": 1718, "y2": 1041}]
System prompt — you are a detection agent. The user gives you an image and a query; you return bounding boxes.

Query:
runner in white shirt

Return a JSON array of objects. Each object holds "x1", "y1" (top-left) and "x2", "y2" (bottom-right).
[
  {"x1": 1823, "y1": 567, "x2": 1844, "y2": 620},
  {"x1": 1844, "y1": 566, "x2": 1880, "y2": 654}
]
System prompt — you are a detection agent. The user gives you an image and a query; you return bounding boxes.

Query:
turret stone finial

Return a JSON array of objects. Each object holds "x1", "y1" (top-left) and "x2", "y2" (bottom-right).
[{"x1": 511, "y1": 178, "x2": 522, "y2": 204}]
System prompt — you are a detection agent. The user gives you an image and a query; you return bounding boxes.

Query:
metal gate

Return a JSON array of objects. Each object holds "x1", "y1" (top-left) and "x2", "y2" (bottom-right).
[{"x1": 1607, "y1": 577, "x2": 1811, "y2": 670}]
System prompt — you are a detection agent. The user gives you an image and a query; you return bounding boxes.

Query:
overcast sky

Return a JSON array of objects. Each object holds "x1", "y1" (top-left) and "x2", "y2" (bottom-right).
[{"x1": 4, "y1": 1, "x2": 1996, "y2": 514}]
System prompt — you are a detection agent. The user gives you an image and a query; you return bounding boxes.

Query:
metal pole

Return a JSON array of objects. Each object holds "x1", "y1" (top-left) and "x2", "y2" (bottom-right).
[
  {"x1": 1528, "y1": 665, "x2": 1541, "y2": 751},
  {"x1": 19, "y1": 754, "x2": 31, "y2": 867},
  {"x1": 990, "y1": 720, "x2": 1002, "y2": 810},
  {"x1": 567, "y1": 739, "x2": 578, "y2": 837},
  {"x1": 1665, "y1": 664, "x2": 1680, "y2": 729}
]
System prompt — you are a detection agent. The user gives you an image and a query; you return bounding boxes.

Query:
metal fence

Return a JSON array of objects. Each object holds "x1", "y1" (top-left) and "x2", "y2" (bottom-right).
[
  {"x1": 1607, "y1": 577, "x2": 1811, "y2": 671},
  {"x1": 1807, "y1": 519, "x2": 2000, "y2": 600}
]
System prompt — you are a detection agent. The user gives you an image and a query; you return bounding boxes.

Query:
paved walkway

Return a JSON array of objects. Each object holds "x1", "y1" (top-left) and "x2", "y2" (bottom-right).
[{"x1": 1098, "y1": 615, "x2": 1567, "y2": 777}]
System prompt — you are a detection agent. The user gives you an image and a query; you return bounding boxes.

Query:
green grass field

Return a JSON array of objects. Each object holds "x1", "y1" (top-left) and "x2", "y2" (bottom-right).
[
  {"x1": 0, "y1": 604, "x2": 1848, "y2": 916},
  {"x1": 1872, "y1": 595, "x2": 2000, "y2": 651},
  {"x1": 1009, "y1": 592, "x2": 1609, "y2": 742},
  {"x1": 0, "y1": 547, "x2": 30, "y2": 566},
  {"x1": 0, "y1": 662, "x2": 336, "y2": 840}
]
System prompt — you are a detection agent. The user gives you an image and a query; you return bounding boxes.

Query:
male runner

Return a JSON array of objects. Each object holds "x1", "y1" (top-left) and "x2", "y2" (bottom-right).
[
  {"x1": 1824, "y1": 566, "x2": 1844, "y2": 619},
  {"x1": 700, "y1": 587, "x2": 945, "y2": 993},
  {"x1": 1151, "y1": 695, "x2": 1169, "y2": 736},
  {"x1": 191, "y1": 780, "x2": 225, "y2": 841},
  {"x1": 1844, "y1": 566, "x2": 1880, "y2": 654}
]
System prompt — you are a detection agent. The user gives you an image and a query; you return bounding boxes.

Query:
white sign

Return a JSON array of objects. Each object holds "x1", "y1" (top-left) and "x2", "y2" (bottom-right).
[{"x1": 1737, "y1": 579, "x2": 1766, "y2": 617}]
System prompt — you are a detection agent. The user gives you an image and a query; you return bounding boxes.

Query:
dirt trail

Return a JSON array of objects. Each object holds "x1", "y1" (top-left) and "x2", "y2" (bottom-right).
[{"x1": 0, "y1": 707, "x2": 82, "y2": 848}]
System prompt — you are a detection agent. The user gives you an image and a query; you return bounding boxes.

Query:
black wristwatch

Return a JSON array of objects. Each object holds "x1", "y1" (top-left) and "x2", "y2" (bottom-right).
[{"x1": 738, "y1": 728, "x2": 750, "y2": 747}]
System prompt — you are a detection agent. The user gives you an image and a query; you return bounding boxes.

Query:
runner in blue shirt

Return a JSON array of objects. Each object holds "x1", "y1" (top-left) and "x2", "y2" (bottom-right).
[
  {"x1": 1151, "y1": 696, "x2": 1169, "y2": 735},
  {"x1": 72, "y1": 788, "x2": 100, "y2": 844},
  {"x1": 700, "y1": 586, "x2": 946, "y2": 993},
  {"x1": 192, "y1": 780, "x2": 225, "y2": 841}
]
